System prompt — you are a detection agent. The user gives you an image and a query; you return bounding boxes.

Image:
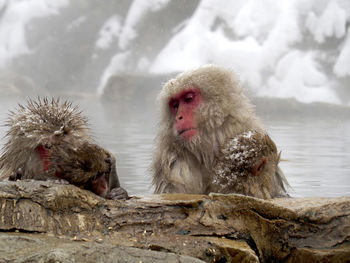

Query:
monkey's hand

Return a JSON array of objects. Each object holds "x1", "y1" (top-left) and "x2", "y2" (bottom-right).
[
  {"x1": 107, "y1": 187, "x2": 129, "y2": 200},
  {"x1": 8, "y1": 168, "x2": 23, "y2": 181}
]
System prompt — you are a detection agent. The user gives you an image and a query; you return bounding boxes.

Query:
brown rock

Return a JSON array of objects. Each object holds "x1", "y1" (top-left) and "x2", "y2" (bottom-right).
[
  {"x1": 0, "y1": 232, "x2": 204, "y2": 263},
  {"x1": 0, "y1": 180, "x2": 349, "y2": 262}
]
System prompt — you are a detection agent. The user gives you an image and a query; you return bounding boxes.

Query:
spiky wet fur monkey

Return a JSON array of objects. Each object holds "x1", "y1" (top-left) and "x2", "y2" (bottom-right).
[
  {"x1": 151, "y1": 65, "x2": 289, "y2": 199},
  {"x1": 0, "y1": 98, "x2": 128, "y2": 200}
]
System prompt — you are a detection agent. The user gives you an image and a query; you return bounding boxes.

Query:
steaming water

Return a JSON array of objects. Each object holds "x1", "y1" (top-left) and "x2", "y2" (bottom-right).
[{"x1": 0, "y1": 96, "x2": 349, "y2": 197}]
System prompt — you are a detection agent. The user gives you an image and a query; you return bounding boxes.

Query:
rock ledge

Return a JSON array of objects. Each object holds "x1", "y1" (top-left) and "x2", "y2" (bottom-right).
[{"x1": 0, "y1": 180, "x2": 349, "y2": 262}]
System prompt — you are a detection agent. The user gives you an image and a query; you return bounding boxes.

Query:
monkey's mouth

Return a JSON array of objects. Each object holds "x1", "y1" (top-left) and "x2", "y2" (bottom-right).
[
  {"x1": 179, "y1": 127, "x2": 196, "y2": 134},
  {"x1": 178, "y1": 128, "x2": 197, "y2": 140}
]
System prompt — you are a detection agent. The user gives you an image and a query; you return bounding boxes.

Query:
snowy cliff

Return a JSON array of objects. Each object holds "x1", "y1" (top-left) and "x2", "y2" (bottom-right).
[{"x1": 0, "y1": 0, "x2": 349, "y2": 104}]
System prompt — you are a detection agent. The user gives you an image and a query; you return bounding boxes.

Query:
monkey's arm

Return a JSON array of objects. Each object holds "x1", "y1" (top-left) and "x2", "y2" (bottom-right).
[
  {"x1": 152, "y1": 151, "x2": 185, "y2": 194},
  {"x1": 154, "y1": 156, "x2": 207, "y2": 194},
  {"x1": 152, "y1": 161, "x2": 175, "y2": 194},
  {"x1": 107, "y1": 155, "x2": 120, "y2": 189},
  {"x1": 107, "y1": 155, "x2": 128, "y2": 200}
]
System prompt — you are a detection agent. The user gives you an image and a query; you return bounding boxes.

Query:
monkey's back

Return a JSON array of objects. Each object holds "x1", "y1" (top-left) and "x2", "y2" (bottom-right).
[{"x1": 212, "y1": 131, "x2": 289, "y2": 199}]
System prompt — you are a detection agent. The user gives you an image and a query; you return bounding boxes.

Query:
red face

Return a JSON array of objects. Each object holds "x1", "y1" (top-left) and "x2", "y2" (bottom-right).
[
  {"x1": 36, "y1": 145, "x2": 50, "y2": 171},
  {"x1": 36, "y1": 145, "x2": 63, "y2": 178},
  {"x1": 168, "y1": 87, "x2": 202, "y2": 141},
  {"x1": 89, "y1": 174, "x2": 109, "y2": 197}
]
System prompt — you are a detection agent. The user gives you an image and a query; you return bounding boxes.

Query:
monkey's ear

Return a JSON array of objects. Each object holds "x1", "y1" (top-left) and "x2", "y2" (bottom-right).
[{"x1": 252, "y1": 157, "x2": 267, "y2": 176}]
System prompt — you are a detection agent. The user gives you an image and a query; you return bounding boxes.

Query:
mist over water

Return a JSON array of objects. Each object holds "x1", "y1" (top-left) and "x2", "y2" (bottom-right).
[
  {"x1": 1, "y1": 95, "x2": 349, "y2": 197},
  {"x1": 0, "y1": 1, "x2": 349, "y2": 197},
  {"x1": 0, "y1": 1, "x2": 350, "y2": 104}
]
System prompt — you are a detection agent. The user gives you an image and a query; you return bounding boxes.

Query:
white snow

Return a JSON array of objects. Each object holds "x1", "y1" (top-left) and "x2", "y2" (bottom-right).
[
  {"x1": 96, "y1": 0, "x2": 171, "y2": 93},
  {"x1": 214, "y1": 130, "x2": 258, "y2": 181},
  {"x1": 262, "y1": 50, "x2": 340, "y2": 104},
  {"x1": 242, "y1": 131, "x2": 253, "y2": 139},
  {"x1": 97, "y1": 51, "x2": 130, "y2": 94},
  {"x1": 118, "y1": 0, "x2": 170, "y2": 50},
  {"x1": 150, "y1": 0, "x2": 350, "y2": 105},
  {"x1": 0, "y1": 0, "x2": 68, "y2": 67},
  {"x1": 95, "y1": 15, "x2": 122, "y2": 49},
  {"x1": 67, "y1": 16, "x2": 87, "y2": 32},
  {"x1": 334, "y1": 29, "x2": 350, "y2": 77},
  {"x1": 305, "y1": 1, "x2": 347, "y2": 43},
  {"x1": 0, "y1": 0, "x2": 349, "y2": 105}
]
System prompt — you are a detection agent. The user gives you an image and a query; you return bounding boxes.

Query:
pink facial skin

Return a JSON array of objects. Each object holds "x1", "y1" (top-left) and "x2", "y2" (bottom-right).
[
  {"x1": 89, "y1": 174, "x2": 109, "y2": 197},
  {"x1": 168, "y1": 87, "x2": 202, "y2": 141}
]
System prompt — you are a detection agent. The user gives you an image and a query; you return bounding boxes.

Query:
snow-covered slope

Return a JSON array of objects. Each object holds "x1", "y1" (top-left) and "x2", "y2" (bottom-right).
[
  {"x1": 149, "y1": 0, "x2": 350, "y2": 104},
  {"x1": 0, "y1": 0, "x2": 349, "y2": 104}
]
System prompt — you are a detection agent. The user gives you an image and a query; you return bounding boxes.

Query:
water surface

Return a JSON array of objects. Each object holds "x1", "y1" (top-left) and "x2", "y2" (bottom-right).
[{"x1": 0, "y1": 95, "x2": 349, "y2": 197}]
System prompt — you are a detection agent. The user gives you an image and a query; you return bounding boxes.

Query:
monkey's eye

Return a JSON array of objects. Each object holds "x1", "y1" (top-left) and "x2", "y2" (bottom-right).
[
  {"x1": 91, "y1": 172, "x2": 103, "y2": 181},
  {"x1": 184, "y1": 92, "x2": 194, "y2": 103},
  {"x1": 169, "y1": 100, "x2": 179, "y2": 113},
  {"x1": 91, "y1": 175, "x2": 98, "y2": 181}
]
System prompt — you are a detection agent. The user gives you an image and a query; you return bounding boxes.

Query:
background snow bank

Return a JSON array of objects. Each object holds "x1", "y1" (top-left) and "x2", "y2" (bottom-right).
[
  {"x1": 0, "y1": 0, "x2": 68, "y2": 67},
  {"x1": 0, "y1": 0, "x2": 349, "y2": 105},
  {"x1": 150, "y1": 0, "x2": 350, "y2": 104}
]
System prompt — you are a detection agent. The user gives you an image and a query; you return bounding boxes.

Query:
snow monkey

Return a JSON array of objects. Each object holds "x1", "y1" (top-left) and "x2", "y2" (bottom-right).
[
  {"x1": 151, "y1": 65, "x2": 289, "y2": 199},
  {"x1": 0, "y1": 98, "x2": 128, "y2": 200}
]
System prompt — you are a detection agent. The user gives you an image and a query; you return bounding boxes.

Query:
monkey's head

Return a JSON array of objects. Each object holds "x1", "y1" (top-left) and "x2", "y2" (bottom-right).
[
  {"x1": 47, "y1": 141, "x2": 115, "y2": 198},
  {"x1": 0, "y1": 98, "x2": 90, "y2": 180},
  {"x1": 158, "y1": 65, "x2": 261, "y2": 148}
]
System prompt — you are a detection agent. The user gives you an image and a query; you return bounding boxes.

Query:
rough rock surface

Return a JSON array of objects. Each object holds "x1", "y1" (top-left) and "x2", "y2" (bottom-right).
[{"x1": 0, "y1": 180, "x2": 349, "y2": 262}]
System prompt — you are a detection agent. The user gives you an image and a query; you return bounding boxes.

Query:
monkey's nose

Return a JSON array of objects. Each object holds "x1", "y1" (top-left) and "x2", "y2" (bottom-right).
[{"x1": 177, "y1": 115, "x2": 183, "y2": 120}]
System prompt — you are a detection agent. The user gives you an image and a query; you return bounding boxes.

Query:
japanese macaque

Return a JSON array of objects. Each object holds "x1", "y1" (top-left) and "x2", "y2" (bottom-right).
[
  {"x1": 151, "y1": 65, "x2": 289, "y2": 199},
  {"x1": 0, "y1": 98, "x2": 128, "y2": 200},
  {"x1": 210, "y1": 131, "x2": 286, "y2": 199}
]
